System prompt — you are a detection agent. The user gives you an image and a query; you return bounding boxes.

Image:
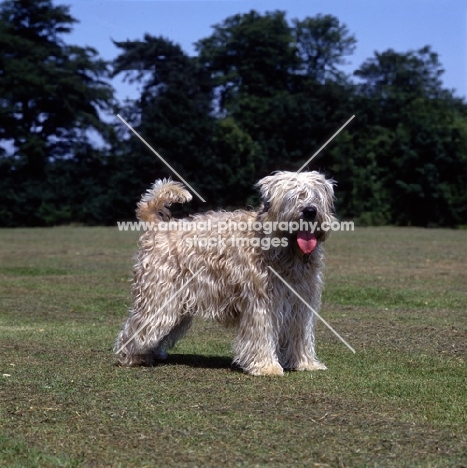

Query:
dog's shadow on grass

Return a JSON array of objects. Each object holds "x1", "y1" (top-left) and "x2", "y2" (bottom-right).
[{"x1": 160, "y1": 353, "x2": 235, "y2": 370}]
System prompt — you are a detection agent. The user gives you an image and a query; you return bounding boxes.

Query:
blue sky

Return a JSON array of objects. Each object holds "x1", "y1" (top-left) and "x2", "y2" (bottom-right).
[{"x1": 66, "y1": 0, "x2": 467, "y2": 101}]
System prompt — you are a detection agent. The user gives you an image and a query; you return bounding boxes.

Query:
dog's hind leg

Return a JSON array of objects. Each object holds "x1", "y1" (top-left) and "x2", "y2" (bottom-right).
[
  {"x1": 114, "y1": 309, "x2": 191, "y2": 366},
  {"x1": 151, "y1": 315, "x2": 193, "y2": 360}
]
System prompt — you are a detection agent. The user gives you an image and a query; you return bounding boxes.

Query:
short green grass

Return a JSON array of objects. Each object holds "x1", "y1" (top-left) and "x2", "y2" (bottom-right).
[{"x1": 1, "y1": 226, "x2": 466, "y2": 467}]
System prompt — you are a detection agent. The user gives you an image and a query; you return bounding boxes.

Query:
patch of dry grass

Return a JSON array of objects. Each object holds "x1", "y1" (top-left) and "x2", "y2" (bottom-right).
[{"x1": 1, "y1": 226, "x2": 466, "y2": 467}]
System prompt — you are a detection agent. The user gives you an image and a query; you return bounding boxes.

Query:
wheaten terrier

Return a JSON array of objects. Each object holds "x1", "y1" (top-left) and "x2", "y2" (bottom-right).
[{"x1": 115, "y1": 171, "x2": 337, "y2": 376}]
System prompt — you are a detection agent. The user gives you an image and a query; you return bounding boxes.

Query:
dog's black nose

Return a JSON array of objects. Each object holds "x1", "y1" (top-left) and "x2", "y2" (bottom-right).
[{"x1": 302, "y1": 206, "x2": 317, "y2": 220}]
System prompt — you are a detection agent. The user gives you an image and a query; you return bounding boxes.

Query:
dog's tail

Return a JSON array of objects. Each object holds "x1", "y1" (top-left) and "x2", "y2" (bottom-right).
[{"x1": 136, "y1": 179, "x2": 192, "y2": 222}]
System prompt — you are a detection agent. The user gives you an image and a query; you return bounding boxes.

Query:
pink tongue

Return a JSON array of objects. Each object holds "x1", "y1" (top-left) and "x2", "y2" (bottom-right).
[{"x1": 297, "y1": 231, "x2": 317, "y2": 254}]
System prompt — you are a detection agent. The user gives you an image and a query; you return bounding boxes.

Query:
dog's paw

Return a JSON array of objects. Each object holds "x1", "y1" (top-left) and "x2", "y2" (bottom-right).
[
  {"x1": 249, "y1": 363, "x2": 284, "y2": 376},
  {"x1": 295, "y1": 360, "x2": 327, "y2": 371}
]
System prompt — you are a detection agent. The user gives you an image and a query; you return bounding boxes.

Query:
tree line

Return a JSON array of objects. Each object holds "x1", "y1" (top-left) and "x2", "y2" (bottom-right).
[{"x1": 1, "y1": 0, "x2": 466, "y2": 227}]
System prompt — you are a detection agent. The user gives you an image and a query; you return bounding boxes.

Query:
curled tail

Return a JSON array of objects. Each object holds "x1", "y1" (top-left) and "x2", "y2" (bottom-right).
[{"x1": 136, "y1": 179, "x2": 192, "y2": 222}]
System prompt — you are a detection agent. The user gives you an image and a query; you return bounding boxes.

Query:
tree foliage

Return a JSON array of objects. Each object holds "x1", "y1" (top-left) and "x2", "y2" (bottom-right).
[
  {"x1": 1, "y1": 4, "x2": 466, "y2": 227},
  {"x1": 195, "y1": 10, "x2": 357, "y2": 177},
  {"x1": 293, "y1": 14, "x2": 356, "y2": 83},
  {"x1": 0, "y1": 0, "x2": 114, "y2": 225},
  {"x1": 111, "y1": 35, "x2": 216, "y2": 213},
  {"x1": 348, "y1": 48, "x2": 467, "y2": 225}
]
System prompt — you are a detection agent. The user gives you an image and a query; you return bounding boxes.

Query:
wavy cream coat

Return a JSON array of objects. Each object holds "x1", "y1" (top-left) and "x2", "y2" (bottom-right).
[{"x1": 115, "y1": 171, "x2": 336, "y2": 376}]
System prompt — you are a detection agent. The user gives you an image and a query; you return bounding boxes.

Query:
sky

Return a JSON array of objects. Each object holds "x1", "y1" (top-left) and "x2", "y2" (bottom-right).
[{"x1": 66, "y1": 0, "x2": 467, "y2": 101}]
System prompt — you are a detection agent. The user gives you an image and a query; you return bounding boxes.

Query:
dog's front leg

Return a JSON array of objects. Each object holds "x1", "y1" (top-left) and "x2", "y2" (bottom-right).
[
  {"x1": 279, "y1": 296, "x2": 327, "y2": 371},
  {"x1": 233, "y1": 305, "x2": 283, "y2": 376}
]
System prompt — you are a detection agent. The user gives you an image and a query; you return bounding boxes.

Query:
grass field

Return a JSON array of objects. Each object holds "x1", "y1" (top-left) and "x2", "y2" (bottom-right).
[{"x1": 1, "y1": 226, "x2": 466, "y2": 467}]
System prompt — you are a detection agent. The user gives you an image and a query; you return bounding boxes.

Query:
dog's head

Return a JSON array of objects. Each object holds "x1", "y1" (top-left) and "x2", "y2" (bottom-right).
[{"x1": 256, "y1": 171, "x2": 337, "y2": 260}]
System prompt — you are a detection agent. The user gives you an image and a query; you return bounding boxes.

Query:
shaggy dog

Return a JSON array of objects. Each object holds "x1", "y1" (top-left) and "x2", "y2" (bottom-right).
[{"x1": 115, "y1": 171, "x2": 337, "y2": 376}]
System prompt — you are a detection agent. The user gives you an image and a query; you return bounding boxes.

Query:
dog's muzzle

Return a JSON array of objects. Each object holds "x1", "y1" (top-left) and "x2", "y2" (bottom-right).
[{"x1": 296, "y1": 205, "x2": 319, "y2": 258}]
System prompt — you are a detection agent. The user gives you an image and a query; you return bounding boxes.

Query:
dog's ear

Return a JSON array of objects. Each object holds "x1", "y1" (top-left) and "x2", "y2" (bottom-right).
[
  {"x1": 320, "y1": 177, "x2": 337, "y2": 214},
  {"x1": 311, "y1": 171, "x2": 335, "y2": 196},
  {"x1": 323, "y1": 177, "x2": 336, "y2": 201},
  {"x1": 255, "y1": 175, "x2": 274, "y2": 209}
]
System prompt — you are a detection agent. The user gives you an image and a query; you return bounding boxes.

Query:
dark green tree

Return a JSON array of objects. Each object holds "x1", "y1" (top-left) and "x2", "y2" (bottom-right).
[
  {"x1": 293, "y1": 14, "x2": 356, "y2": 84},
  {"x1": 196, "y1": 11, "x2": 356, "y2": 177},
  {"x1": 349, "y1": 47, "x2": 467, "y2": 226},
  {"x1": 113, "y1": 34, "x2": 275, "y2": 214},
  {"x1": 0, "y1": 0, "x2": 114, "y2": 226},
  {"x1": 112, "y1": 35, "x2": 216, "y2": 213},
  {"x1": 355, "y1": 46, "x2": 446, "y2": 102},
  {"x1": 196, "y1": 11, "x2": 299, "y2": 108}
]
